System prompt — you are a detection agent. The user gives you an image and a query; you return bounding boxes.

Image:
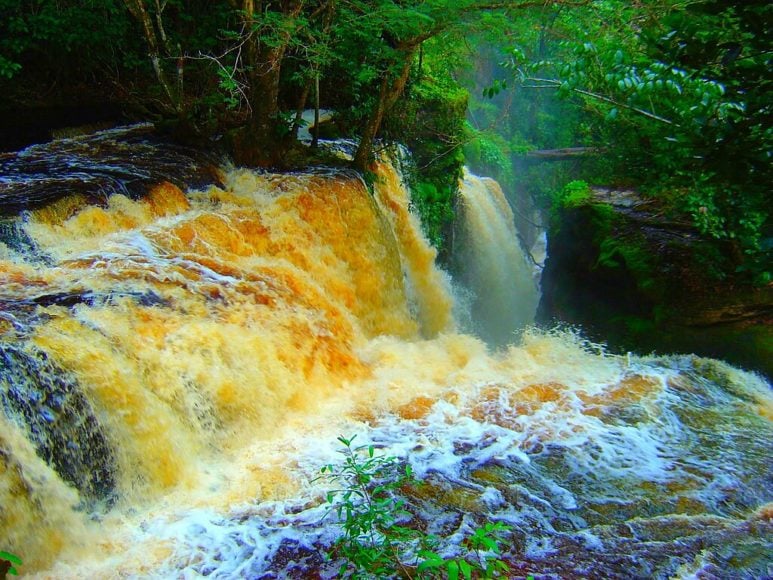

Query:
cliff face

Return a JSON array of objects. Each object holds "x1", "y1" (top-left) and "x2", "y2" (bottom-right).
[{"x1": 538, "y1": 187, "x2": 772, "y2": 379}]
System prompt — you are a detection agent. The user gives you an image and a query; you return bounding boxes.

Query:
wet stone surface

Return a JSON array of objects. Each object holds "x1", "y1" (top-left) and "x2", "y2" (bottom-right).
[
  {"x1": 0, "y1": 124, "x2": 222, "y2": 216},
  {"x1": 0, "y1": 343, "x2": 116, "y2": 503}
]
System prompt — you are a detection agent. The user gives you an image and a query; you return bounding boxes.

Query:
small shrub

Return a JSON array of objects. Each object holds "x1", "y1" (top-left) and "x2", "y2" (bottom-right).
[
  {"x1": 317, "y1": 435, "x2": 513, "y2": 579},
  {"x1": 557, "y1": 180, "x2": 592, "y2": 208}
]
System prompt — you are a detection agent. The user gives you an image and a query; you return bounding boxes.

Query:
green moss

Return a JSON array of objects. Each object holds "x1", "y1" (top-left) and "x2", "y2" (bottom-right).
[
  {"x1": 410, "y1": 180, "x2": 456, "y2": 248},
  {"x1": 462, "y1": 128, "x2": 515, "y2": 186},
  {"x1": 550, "y1": 180, "x2": 592, "y2": 231},
  {"x1": 560, "y1": 180, "x2": 593, "y2": 208},
  {"x1": 587, "y1": 200, "x2": 616, "y2": 225},
  {"x1": 620, "y1": 315, "x2": 657, "y2": 335},
  {"x1": 597, "y1": 233, "x2": 656, "y2": 293}
]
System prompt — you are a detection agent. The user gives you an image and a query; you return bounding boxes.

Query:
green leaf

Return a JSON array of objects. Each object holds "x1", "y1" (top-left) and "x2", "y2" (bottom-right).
[
  {"x1": 459, "y1": 559, "x2": 473, "y2": 580},
  {"x1": 481, "y1": 537, "x2": 497, "y2": 551},
  {"x1": 446, "y1": 560, "x2": 459, "y2": 580},
  {"x1": 417, "y1": 553, "x2": 444, "y2": 571},
  {"x1": 0, "y1": 552, "x2": 22, "y2": 566}
]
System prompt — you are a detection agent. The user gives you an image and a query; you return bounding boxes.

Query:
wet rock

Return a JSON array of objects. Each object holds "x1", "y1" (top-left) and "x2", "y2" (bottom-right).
[
  {"x1": 0, "y1": 217, "x2": 50, "y2": 263},
  {"x1": 0, "y1": 343, "x2": 116, "y2": 503},
  {"x1": 261, "y1": 539, "x2": 327, "y2": 579},
  {"x1": 0, "y1": 124, "x2": 223, "y2": 216}
]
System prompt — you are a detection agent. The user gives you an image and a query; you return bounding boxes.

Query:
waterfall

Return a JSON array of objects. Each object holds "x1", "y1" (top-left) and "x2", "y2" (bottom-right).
[
  {"x1": 452, "y1": 169, "x2": 539, "y2": 346},
  {"x1": 371, "y1": 159, "x2": 455, "y2": 337},
  {"x1": 0, "y1": 129, "x2": 771, "y2": 578}
]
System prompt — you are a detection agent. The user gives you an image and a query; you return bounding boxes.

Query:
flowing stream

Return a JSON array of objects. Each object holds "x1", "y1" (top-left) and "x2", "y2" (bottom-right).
[
  {"x1": 0, "y1": 128, "x2": 771, "y2": 579},
  {"x1": 453, "y1": 169, "x2": 539, "y2": 346}
]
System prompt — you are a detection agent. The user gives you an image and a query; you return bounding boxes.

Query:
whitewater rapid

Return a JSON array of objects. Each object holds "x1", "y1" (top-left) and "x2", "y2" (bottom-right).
[{"x1": 0, "y1": 130, "x2": 770, "y2": 578}]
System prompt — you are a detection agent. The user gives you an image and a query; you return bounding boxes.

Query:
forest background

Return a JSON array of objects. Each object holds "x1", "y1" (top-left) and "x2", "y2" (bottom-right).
[{"x1": 0, "y1": 0, "x2": 769, "y2": 282}]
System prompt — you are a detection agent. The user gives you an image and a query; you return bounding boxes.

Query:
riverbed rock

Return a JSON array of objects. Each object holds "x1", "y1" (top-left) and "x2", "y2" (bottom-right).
[
  {"x1": 0, "y1": 124, "x2": 222, "y2": 216},
  {"x1": 538, "y1": 187, "x2": 772, "y2": 379},
  {"x1": 0, "y1": 343, "x2": 116, "y2": 503}
]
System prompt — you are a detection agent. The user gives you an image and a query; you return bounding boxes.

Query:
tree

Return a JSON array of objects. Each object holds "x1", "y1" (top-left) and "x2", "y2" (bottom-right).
[
  {"x1": 321, "y1": 0, "x2": 591, "y2": 170},
  {"x1": 495, "y1": 0, "x2": 771, "y2": 281},
  {"x1": 123, "y1": 0, "x2": 185, "y2": 115},
  {"x1": 233, "y1": 0, "x2": 309, "y2": 163}
]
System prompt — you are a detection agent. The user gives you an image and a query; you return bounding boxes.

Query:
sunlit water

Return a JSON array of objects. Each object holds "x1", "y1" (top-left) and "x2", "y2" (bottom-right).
[{"x1": 0, "y1": 131, "x2": 770, "y2": 578}]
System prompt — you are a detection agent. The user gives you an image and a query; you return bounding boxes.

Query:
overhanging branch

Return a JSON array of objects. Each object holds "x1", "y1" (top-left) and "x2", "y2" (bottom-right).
[{"x1": 525, "y1": 77, "x2": 675, "y2": 126}]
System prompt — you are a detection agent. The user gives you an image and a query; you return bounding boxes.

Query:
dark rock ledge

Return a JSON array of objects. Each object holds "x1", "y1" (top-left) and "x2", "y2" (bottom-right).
[{"x1": 538, "y1": 187, "x2": 772, "y2": 379}]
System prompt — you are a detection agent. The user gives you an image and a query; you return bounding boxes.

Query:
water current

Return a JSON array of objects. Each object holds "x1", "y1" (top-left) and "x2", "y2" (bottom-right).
[
  {"x1": 453, "y1": 169, "x2": 538, "y2": 346},
  {"x1": 0, "y1": 127, "x2": 770, "y2": 578}
]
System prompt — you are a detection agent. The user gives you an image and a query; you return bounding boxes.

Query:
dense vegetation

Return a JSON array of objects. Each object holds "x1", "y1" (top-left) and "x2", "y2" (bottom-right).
[
  {"x1": 461, "y1": 1, "x2": 770, "y2": 282},
  {"x1": 0, "y1": 0, "x2": 769, "y2": 280}
]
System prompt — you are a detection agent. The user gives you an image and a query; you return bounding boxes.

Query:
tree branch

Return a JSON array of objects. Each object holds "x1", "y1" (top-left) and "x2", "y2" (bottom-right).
[{"x1": 525, "y1": 77, "x2": 675, "y2": 125}]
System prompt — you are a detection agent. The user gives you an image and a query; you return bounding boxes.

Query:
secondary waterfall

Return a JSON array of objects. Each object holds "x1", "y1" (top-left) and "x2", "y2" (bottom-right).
[
  {"x1": 0, "y1": 128, "x2": 771, "y2": 578},
  {"x1": 453, "y1": 169, "x2": 539, "y2": 346}
]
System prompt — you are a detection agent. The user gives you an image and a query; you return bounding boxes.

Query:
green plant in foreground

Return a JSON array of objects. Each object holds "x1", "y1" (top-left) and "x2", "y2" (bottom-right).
[
  {"x1": 0, "y1": 551, "x2": 22, "y2": 578},
  {"x1": 317, "y1": 435, "x2": 512, "y2": 579},
  {"x1": 417, "y1": 522, "x2": 512, "y2": 579}
]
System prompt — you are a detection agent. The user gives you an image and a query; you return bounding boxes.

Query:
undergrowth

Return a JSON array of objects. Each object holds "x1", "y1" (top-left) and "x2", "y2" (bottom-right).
[{"x1": 316, "y1": 435, "x2": 523, "y2": 579}]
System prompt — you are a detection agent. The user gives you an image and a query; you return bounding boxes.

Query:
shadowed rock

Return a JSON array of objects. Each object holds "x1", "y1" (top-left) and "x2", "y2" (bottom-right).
[
  {"x1": 0, "y1": 124, "x2": 222, "y2": 216},
  {"x1": 538, "y1": 187, "x2": 773, "y2": 378},
  {"x1": 0, "y1": 344, "x2": 116, "y2": 504}
]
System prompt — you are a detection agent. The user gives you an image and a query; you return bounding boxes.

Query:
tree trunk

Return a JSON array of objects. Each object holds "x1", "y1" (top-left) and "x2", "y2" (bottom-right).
[
  {"x1": 526, "y1": 147, "x2": 603, "y2": 160},
  {"x1": 291, "y1": 80, "x2": 312, "y2": 139},
  {"x1": 312, "y1": 72, "x2": 320, "y2": 148},
  {"x1": 124, "y1": 0, "x2": 180, "y2": 114},
  {"x1": 353, "y1": 46, "x2": 417, "y2": 171},
  {"x1": 249, "y1": 45, "x2": 285, "y2": 141},
  {"x1": 236, "y1": 0, "x2": 304, "y2": 166}
]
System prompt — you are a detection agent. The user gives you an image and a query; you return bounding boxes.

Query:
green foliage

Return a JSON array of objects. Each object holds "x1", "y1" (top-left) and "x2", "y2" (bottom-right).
[
  {"x1": 5, "y1": 0, "x2": 765, "y2": 286},
  {"x1": 463, "y1": 16, "x2": 597, "y2": 234},
  {"x1": 317, "y1": 435, "x2": 417, "y2": 577},
  {"x1": 556, "y1": 180, "x2": 592, "y2": 208},
  {"x1": 0, "y1": 0, "x2": 140, "y2": 80},
  {"x1": 0, "y1": 55, "x2": 21, "y2": 80},
  {"x1": 551, "y1": 181, "x2": 657, "y2": 291},
  {"x1": 411, "y1": 181, "x2": 456, "y2": 249},
  {"x1": 463, "y1": 127, "x2": 514, "y2": 185},
  {"x1": 382, "y1": 39, "x2": 469, "y2": 251},
  {"x1": 0, "y1": 550, "x2": 22, "y2": 577},
  {"x1": 597, "y1": 233, "x2": 655, "y2": 292},
  {"x1": 549, "y1": 180, "x2": 594, "y2": 230},
  {"x1": 495, "y1": 0, "x2": 770, "y2": 283},
  {"x1": 417, "y1": 522, "x2": 511, "y2": 579},
  {"x1": 317, "y1": 436, "x2": 512, "y2": 579},
  {"x1": 215, "y1": 68, "x2": 242, "y2": 111}
]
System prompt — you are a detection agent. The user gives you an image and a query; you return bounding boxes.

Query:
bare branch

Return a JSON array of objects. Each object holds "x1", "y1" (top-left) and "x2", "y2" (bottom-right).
[{"x1": 525, "y1": 77, "x2": 675, "y2": 125}]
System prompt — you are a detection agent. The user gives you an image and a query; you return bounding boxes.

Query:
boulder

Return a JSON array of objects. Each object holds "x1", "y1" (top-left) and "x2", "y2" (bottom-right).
[{"x1": 538, "y1": 187, "x2": 772, "y2": 379}]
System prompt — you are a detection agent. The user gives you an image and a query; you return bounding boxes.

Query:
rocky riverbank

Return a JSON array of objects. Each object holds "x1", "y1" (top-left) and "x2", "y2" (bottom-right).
[{"x1": 538, "y1": 186, "x2": 772, "y2": 379}]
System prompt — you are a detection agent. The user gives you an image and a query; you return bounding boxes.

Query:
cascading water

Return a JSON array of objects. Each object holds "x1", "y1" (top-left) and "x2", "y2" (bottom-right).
[
  {"x1": 0, "y1": 129, "x2": 771, "y2": 578},
  {"x1": 452, "y1": 169, "x2": 539, "y2": 346}
]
